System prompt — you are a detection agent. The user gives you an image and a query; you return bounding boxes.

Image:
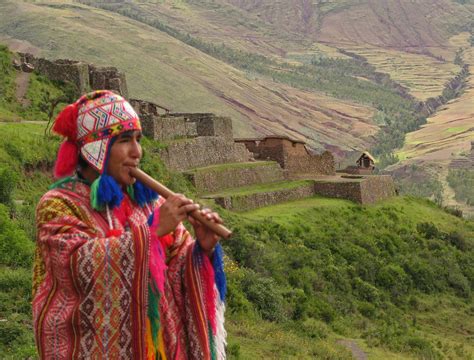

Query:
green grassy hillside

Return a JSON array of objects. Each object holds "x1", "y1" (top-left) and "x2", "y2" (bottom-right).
[{"x1": 1, "y1": 46, "x2": 474, "y2": 359}]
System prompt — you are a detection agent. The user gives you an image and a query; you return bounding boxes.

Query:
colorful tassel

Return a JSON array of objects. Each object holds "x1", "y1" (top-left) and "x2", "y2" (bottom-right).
[
  {"x1": 193, "y1": 243, "x2": 217, "y2": 336},
  {"x1": 52, "y1": 103, "x2": 78, "y2": 139},
  {"x1": 147, "y1": 282, "x2": 161, "y2": 346},
  {"x1": 212, "y1": 244, "x2": 227, "y2": 303},
  {"x1": 97, "y1": 173, "x2": 123, "y2": 209},
  {"x1": 90, "y1": 177, "x2": 101, "y2": 210},
  {"x1": 54, "y1": 140, "x2": 79, "y2": 178},
  {"x1": 49, "y1": 176, "x2": 74, "y2": 190},
  {"x1": 133, "y1": 180, "x2": 158, "y2": 207},
  {"x1": 127, "y1": 184, "x2": 135, "y2": 202}
]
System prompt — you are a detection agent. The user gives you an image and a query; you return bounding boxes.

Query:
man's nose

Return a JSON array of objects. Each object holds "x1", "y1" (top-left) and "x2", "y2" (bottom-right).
[{"x1": 130, "y1": 140, "x2": 142, "y2": 158}]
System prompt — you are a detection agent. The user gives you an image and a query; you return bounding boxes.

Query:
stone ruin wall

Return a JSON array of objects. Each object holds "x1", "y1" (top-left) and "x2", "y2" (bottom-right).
[
  {"x1": 158, "y1": 137, "x2": 251, "y2": 172},
  {"x1": 213, "y1": 182, "x2": 315, "y2": 212},
  {"x1": 359, "y1": 175, "x2": 396, "y2": 204},
  {"x1": 314, "y1": 181, "x2": 364, "y2": 203},
  {"x1": 186, "y1": 162, "x2": 285, "y2": 195},
  {"x1": 15, "y1": 52, "x2": 396, "y2": 204},
  {"x1": 236, "y1": 137, "x2": 335, "y2": 176},
  {"x1": 17, "y1": 53, "x2": 128, "y2": 97},
  {"x1": 130, "y1": 100, "x2": 250, "y2": 171},
  {"x1": 313, "y1": 175, "x2": 396, "y2": 204}
]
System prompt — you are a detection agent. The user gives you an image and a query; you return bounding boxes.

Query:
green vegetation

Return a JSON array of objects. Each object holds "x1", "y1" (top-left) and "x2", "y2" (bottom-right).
[
  {"x1": 1, "y1": 119, "x2": 474, "y2": 358},
  {"x1": 0, "y1": 45, "x2": 77, "y2": 123},
  {"x1": 447, "y1": 169, "x2": 474, "y2": 205},
  {"x1": 223, "y1": 196, "x2": 474, "y2": 359}
]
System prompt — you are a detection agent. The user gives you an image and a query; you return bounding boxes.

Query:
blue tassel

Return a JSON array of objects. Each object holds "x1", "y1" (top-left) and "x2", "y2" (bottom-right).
[
  {"x1": 212, "y1": 244, "x2": 227, "y2": 303},
  {"x1": 133, "y1": 180, "x2": 158, "y2": 207},
  {"x1": 147, "y1": 211, "x2": 155, "y2": 226},
  {"x1": 97, "y1": 173, "x2": 123, "y2": 209}
]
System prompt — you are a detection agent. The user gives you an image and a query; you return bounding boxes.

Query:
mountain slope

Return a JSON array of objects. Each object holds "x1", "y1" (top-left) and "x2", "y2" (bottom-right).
[{"x1": 0, "y1": 0, "x2": 379, "y2": 153}]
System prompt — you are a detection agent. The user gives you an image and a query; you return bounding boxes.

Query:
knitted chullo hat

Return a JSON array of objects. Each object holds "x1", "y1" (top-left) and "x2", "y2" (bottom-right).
[{"x1": 53, "y1": 90, "x2": 157, "y2": 210}]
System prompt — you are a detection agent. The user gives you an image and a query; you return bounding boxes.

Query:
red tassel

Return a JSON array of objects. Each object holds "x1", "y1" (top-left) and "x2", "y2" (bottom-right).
[
  {"x1": 54, "y1": 140, "x2": 79, "y2": 178},
  {"x1": 52, "y1": 103, "x2": 79, "y2": 140},
  {"x1": 106, "y1": 229, "x2": 123, "y2": 237}
]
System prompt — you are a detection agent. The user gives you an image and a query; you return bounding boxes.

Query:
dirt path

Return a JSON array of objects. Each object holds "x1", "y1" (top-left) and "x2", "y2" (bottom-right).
[
  {"x1": 337, "y1": 339, "x2": 368, "y2": 360},
  {"x1": 15, "y1": 71, "x2": 31, "y2": 107}
]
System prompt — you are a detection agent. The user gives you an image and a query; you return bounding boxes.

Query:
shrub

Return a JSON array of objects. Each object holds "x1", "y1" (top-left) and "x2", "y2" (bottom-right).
[
  {"x1": 241, "y1": 270, "x2": 286, "y2": 322},
  {"x1": 404, "y1": 336, "x2": 441, "y2": 359},
  {"x1": 0, "y1": 204, "x2": 34, "y2": 268},
  {"x1": 353, "y1": 277, "x2": 382, "y2": 304},
  {"x1": 446, "y1": 232, "x2": 469, "y2": 251},
  {"x1": 299, "y1": 318, "x2": 329, "y2": 339},
  {"x1": 0, "y1": 167, "x2": 18, "y2": 206},
  {"x1": 376, "y1": 264, "x2": 411, "y2": 301},
  {"x1": 417, "y1": 222, "x2": 441, "y2": 239}
]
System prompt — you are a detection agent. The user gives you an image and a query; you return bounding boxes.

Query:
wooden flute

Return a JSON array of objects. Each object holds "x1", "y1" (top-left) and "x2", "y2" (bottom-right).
[{"x1": 130, "y1": 168, "x2": 232, "y2": 239}]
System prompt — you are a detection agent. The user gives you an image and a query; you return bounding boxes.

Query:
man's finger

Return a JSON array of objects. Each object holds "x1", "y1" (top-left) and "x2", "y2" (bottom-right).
[{"x1": 178, "y1": 203, "x2": 200, "y2": 215}]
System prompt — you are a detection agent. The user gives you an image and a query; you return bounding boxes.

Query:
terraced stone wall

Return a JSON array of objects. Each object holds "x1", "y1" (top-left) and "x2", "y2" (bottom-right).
[
  {"x1": 450, "y1": 141, "x2": 474, "y2": 169},
  {"x1": 168, "y1": 113, "x2": 233, "y2": 139},
  {"x1": 314, "y1": 175, "x2": 396, "y2": 204},
  {"x1": 140, "y1": 115, "x2": 198, "y2": 141},
  {"x1": 18, "y1": 53, "x2": 128, "y2": 97},
  {"x1": 185, "y1": 162, "x2": 285, "y2": 194},
  {"x1": 236, "y1": 137, "x2": 335, "y2": 176},
  {"x1": 359, "y1": 175, "x2": 396, "y2": 204},
  {"x1": 158, "y1": 137, "x2": 252, "y2": 171},
  {"x1": 213, "y1": 182, "x2": 315, "y2": 211},
  {"x1": 314, "y1": 180, "x2": 364, "y2": 203}
]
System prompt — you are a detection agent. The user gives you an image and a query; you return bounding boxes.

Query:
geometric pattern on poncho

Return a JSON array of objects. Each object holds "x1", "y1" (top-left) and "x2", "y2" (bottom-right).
[{"x1": 75, "y1": 232, "x2": 135, "y2": 358}]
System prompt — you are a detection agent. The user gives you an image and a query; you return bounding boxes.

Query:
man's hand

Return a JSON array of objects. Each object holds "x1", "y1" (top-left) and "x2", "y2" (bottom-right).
[
  {"x1": 188, "y1": 208, "x2": 223, "y2": 257},
  {"x1": 156, "y1": 194, "x2": 200, "y2": 237}
]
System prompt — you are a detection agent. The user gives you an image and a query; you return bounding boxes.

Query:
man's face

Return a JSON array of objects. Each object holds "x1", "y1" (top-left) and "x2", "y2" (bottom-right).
[{"x1": 107, "y1": 130, "x2": 142, "y2": 187}]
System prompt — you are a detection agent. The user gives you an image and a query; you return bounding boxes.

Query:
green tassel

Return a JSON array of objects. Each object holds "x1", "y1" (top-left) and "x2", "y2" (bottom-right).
[
  {"x1": 49, "y1": 176, "x2": 74, "y2": 190},
  {"x1": 209, "y1": 323, "x2": 216, "y2": 360},
  {"x1": 90, "y1": 176, "x2": 102, "y2": 210},
  {"x1": 127, "y1": 184, "x2": 135, "y2": 201},
  {"x1": 147, "y1": 281, "x2": 161, "y2": 347}
]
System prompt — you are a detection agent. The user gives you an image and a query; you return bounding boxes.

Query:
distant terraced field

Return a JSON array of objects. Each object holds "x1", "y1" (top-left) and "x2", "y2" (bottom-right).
[
  {"x1": 344, "y1": 45, "x2": 461, "y2": 101},
  {"x1": 396, "y1": 40, "x2": 474, "y2": 163}
]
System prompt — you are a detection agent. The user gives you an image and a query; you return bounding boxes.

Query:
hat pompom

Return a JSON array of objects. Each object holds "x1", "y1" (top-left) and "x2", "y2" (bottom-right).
[
  {"x1": 52, "y1": 103, "x2": 79, "y2": 140},
  {"x1": 54, "y1": 140, "x2": 79, "y2": 178}
]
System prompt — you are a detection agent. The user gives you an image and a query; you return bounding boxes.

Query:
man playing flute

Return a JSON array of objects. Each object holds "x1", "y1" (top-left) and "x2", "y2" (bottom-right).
[{"x1": 32, "y1": 90, "x2": 227, "y2": 359}]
